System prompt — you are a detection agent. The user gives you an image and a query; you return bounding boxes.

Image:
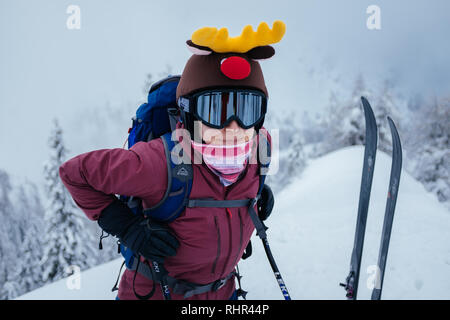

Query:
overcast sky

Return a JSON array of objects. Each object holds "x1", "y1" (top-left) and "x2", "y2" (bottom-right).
[{"x1": 1, "y1": 0, "x2": 449, "y2": 185}]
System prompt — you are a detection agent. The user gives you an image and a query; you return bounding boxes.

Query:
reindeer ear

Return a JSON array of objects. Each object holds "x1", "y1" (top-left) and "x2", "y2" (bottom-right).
[
  {"x1": 247, "y1": 45, "x2": 275, "y2": 61},
  {"x1": 186, "y1": 40, "x2": 213, "y2": 55}
]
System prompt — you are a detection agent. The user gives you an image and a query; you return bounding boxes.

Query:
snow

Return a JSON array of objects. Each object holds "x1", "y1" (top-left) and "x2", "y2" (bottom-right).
[
  {"x1": 17, "y1": 146, "x2": 450, "y2": 300},
  {"x1": 16, "y1": 259, "x2": 122, "y2": 300}
]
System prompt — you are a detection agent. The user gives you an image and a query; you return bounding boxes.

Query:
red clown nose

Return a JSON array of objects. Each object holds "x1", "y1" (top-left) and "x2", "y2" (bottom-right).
[{"x1": 220, "y1": 56, "x2": 251, "y2": 80}]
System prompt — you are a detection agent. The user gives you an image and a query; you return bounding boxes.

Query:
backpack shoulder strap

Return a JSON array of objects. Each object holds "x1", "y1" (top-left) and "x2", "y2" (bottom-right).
[
  {"x1": 142, "y1": 132, "x2": 193, "y2": 222},
  {"x1": 246, "y1": 130, "x2": 272, "y2": 240},
  {"x1": 257, "y1": 130, "x2": 271, "y2": 196},
  {"x1": 141, "y1": 132, "x2": 174, "y2": 211}
]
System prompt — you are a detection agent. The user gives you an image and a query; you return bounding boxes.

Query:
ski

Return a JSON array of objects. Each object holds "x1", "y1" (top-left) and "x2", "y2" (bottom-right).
[
  {"x1": 371, "y1": 117, "x2": 402, "y2": 300},
  {"x1": 340, "y1": 96, "x2": 378, "y2": 300}
]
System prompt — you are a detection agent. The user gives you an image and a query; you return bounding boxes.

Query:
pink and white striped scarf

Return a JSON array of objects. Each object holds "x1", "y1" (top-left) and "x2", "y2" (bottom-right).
[{"x1": 191, "y1": 138, "x2": 254, "y2": 186}]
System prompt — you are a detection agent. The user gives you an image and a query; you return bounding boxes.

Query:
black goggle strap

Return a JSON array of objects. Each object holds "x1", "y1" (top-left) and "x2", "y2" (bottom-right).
[{"x1": 178, "y1": 97, "x2": 191, "y2": 113}]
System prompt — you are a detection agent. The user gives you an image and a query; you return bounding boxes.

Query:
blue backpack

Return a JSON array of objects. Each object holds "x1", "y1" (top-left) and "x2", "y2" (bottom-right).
[
  {"x1": 107, "y1": 75, "x2": 271, "y2": 298},
  {"x1": 119, "y1": 75, "x2": 191, "y2": 270}
]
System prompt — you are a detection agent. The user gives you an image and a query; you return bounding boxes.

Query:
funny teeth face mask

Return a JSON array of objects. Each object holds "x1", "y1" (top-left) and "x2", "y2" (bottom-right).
[{"x1": 191, "y1": 138, "x2": 254, "y2": 186}]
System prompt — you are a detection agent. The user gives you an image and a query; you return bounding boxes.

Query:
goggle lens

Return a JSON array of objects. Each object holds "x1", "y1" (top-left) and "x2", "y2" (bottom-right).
[{"x1": 195, "y1": 90, "x2": 265, "y2": 128}]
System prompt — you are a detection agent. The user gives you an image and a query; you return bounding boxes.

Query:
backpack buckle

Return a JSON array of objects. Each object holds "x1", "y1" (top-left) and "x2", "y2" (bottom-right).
[
  {"x1": 212, "y1": 278, "x2": 227, "y2": 292},
  {"x1": 249, "y1": 196, "x2": 259, "y2": 210}
]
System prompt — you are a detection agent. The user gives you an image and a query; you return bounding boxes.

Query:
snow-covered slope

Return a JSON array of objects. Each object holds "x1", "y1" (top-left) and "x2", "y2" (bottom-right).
[
  {"x1": 16, "y1": 259, "x2": 123, "y2": 300},
  {"x1": 17, "y1": 146, "x2": 450, "y2": 300},
  {"x1": 240, "y1": 146, "x2": 450, "y2": 300}
]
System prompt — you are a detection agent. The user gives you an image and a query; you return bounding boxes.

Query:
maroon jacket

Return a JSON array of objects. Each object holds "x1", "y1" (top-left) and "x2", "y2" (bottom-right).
[{"x1": 59, "y1": 128, "x2": 270, "y2": 300}]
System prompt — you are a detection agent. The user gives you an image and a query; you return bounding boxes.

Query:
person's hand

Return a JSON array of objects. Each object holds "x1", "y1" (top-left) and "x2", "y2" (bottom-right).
[
  {"x1": 122, "y1": 217, "x2": 179, "y2": 263},
  {"x1": 257, "y1": 184, "x2": 274, "y2": 221},
  {"x1": 98, "y1": 199, "x2": 179, "y2": 263}
]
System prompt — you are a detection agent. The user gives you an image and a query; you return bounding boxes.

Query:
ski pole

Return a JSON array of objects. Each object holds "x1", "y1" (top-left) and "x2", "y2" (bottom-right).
[
  {"x1": 248, "y1": 198, "x2": 291, "y2": 300},
  {"x1": 152, "y1": 261, "x2": 171, "y2": 300},
  {"x1": 261, "y1": 236, "x2": 291, "y2": 300}
]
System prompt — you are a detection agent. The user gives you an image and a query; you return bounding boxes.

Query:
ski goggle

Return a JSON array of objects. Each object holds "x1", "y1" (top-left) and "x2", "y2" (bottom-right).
[{"x1": 177, "y1": 88, "x2": 267, "y2": 129}]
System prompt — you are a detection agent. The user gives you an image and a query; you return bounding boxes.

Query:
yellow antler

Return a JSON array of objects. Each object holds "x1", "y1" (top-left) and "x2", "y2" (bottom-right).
[{"x1": 191, "y1": 20, "x2": 286, "y2": 53}]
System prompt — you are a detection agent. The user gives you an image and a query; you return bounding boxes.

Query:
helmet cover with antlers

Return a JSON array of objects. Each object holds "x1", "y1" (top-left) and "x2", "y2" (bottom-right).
[
  {"x1": 176, "y1": 20, "x2": 286, "y2": 137},
  {"x1": 176, "y1": 20, "x2": 286, "y2": 100}
]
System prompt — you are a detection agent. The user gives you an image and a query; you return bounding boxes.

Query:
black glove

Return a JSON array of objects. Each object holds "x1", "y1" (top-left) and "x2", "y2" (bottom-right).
[
  {"x1": 257, "y1": 184, "x2": 274, "y2": 221},
  {"x1": 98, "y1": 198, "x2": 179, "y2": 263}
]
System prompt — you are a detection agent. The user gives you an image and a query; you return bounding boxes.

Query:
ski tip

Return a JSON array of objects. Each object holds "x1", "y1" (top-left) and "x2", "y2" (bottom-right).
[
  {"x1": 387, "y1": 117, "x2": 400, "y2": 141},
  {"x1": 387, "y1": 116, "x2": 394, "y2": 126},
  {"x1": 360, "y1": 96, "x2": 370, "y2": 108},
  {"x1": 360, "y1": 96, "x2": 378, "y2": 141},
  {"x1": 387, "y1": 116, "x2": 403, "y2": 160},
  {"x1": 360, "y1": 96, "x2": 374, "y2": 114}
]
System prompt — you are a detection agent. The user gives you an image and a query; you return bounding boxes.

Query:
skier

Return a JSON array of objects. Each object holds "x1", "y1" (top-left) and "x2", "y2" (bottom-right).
[{"x1": 59, "y1": 20, "x2": 286, "y2": 300}]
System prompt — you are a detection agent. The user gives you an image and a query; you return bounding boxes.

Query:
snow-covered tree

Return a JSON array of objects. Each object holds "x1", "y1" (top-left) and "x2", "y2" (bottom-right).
[
  {"x1": 142, "y1": 65, "x2": 173, "y2": 95},
  {"x1": 265, "y1": 110, "x2": 308, "y2": 192},
  {"x1": 312, "y1": 74, "x2": 404, "y2": 159},
  {"x1": 373, "y1": 79, "x2": 402, "y2": 154},
  {"x1": 0, "y1": 169, "x2": 15, "y2": 299},
  {"x1": 404, "y1": 96, "x2": 449, "y2": 204},
  {"x1": 0, "y1": 170, "x2": 48, "y2": 299},
  {"x1": 266, "y1": 124, "x2": 307, "y2": 192},
  {"x1": 316, "y1": 74, "x2": 373, "y2": 156},
  {"x1": 41, "y1": 119, "x2": 98, "y2": 284},
  {"x1": 285, "y1": 132, "x2": 307, "y2": 177},
  {"x1": 15, "y1": 182, "x2": 46, "y2": 294},
  {"x1": 142, "y1": 72, "x2": 154, "y2": 95}
]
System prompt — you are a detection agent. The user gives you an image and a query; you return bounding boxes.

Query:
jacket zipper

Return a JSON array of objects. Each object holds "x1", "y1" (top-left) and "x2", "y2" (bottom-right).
[
  {"x1": 211, "y1": 216, "x2": 221, "y2": 274},
  {"x1": 220, "y1": 208, "x2": 233, "y2": 276},
  {"x1": 231, "y1": 208, "x2": 244, "y2": 267},
  {"x1": 220, "y1": 206, "x2": 244, "y2": 276}
]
